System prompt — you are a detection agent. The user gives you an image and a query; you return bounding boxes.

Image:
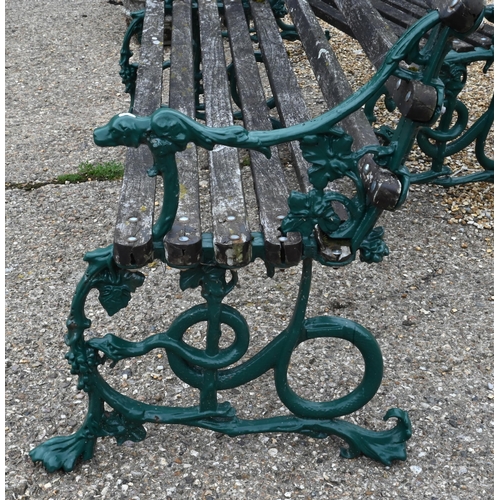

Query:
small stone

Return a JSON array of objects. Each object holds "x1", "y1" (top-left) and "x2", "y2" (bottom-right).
[
  {"x1": 410, "y1": 465, "x2": 422, "y2": 474},
  {"x1": 487, "y1": 383, "x2": 494, "y2": 390},
  {"x1": 268, "y1": 448, "x2": 278, "y2": 457},
  {"x1": 11, "y1": 479, "x2": 28, "y2": 495}
]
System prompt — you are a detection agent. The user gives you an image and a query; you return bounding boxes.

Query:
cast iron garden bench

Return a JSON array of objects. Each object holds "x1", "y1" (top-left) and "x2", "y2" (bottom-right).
[{"x1": 30, "y1": 0, "x2": 493, "y2": 472}]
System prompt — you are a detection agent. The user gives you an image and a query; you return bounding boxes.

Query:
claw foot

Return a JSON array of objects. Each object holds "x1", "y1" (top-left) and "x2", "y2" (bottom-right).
[{"x1": 29, "y1": 427, "x2": 96, "y2": 473}]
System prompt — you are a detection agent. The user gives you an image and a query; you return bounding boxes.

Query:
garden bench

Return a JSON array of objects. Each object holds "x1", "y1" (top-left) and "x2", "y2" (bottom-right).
[{"x1": 30, "y1": 0, "x2": 493, "y2": 472}]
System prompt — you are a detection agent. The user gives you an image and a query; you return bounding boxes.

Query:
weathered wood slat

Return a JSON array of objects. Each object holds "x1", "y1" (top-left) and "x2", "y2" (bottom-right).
[
  {"x1": 249, "y1": 0, "x2": 312, "y2": 193},
  {"x1": 311, "y1": 0, "x2": 492, "y2": 50},
  {"x1": 114, "y1": 0, "x2": 164, "y2": 267},
  {"x1": 224, "y1": 0, "x2": 302, "y2": 266},
  {"x1": 381, "y1": 0, "x2": 429, "y2": 17},
  {"x1": 334, "y1": 0, "x2": 437, "y2": 122},
  {"x1": 334, "y1": 0, "x2": 400, "y2": 68},
  {"x1": 198, "y1": 0, "x2": 252, "y2": 266},
  {"x1": 286, "y1": 0, "x2": 402, "y2": 212},
  {"x1": 165, "y1": 0, "x2": 202, "y2": 266},
  {"x1": 380, "y1": 0, "x2": 494, "y2": 49}
]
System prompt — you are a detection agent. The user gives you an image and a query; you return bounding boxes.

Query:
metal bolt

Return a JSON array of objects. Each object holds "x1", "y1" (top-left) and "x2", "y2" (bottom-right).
[
  {"x1": 332, "y1": 249, "x2": 342, "y2": 256},
  {"x1": 448, "y1": 0, "x2": 460, "y2": 11},
  {"x1": 128, "y1": 217, "x2": 138, "y2": 223},
  {"x1": 227, "y1": 215, "x2": 236, "y2": 221},
  {"x1": 440, "y1": 106, "x2": 447, "y2": 115},
  {"x1": 396, "y1": 79, "x2": 402, "y2": 90},
  {"x1": 363, "y1": 163, "x2": 370, "y2": 173},
  {"x1": 230, "y1": 235, "x2": 240, "y2": 240},
  {"x1": 179, "y1": 236, "x2": 189, "y2": 242},
  {"x1": 279, "y1": 236, "x2": 288, "y2": 242},
  {"x1": 179, "y1": 216, "x2": 189, "y2": 222},
  {"x1": 127, "y1": 236, "x2": 138, "y2": 242},
  {"x1": 405, "y1": 91, "x2": 412, "y2": 102}
]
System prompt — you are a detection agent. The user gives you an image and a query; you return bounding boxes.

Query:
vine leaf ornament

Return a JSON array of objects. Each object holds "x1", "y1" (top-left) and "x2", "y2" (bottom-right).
[
  {"x1": 82, "y1": 246, "x2": 145, "y2": 317},
  {"x1": 95, "y1": 271, "x2": 145, "y2": 316},
  {"x1": 300, "y1": 128, "x2": 357, "y2": 190},
  {"x1": 359, "y1": 226, "x2": 390, "y2": 263},
  {"x1": 281, "y1": 189, "x2": 341, "y2": 238},
  {"x1": 100, "y1": 411, "x2": 147, "y2": 445}
]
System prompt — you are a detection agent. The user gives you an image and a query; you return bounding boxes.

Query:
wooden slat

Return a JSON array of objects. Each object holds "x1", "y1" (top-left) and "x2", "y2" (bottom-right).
[
  {"x1": 198, "y1": 0, "x2": 252, "y2": 267},
  {"x1": 249, "y1": 0, "x2": 312, "y2": 192},
  {"x1": 113, "y1": 0, "x2": 164, "y2": 267},
  {"x1": 165, "y1": 0, "x2": 202, "y2": 266},
  {"x1": 378, "y1": 0, "x2": 493, "y2": 50},
  {"x1": 334, "y1": 0, "x2": 398, "y2": 68},
  {"x1": 311, "y1": 0, "x2": 492, "y2": 50},
  {"x1": 286, "y1": 0, "x2": 401, "y2": 212},
  {"x1": 334, "y1": 0, "x2": 438, "y2": 122},
  {"x1": 224, "y1": 0, "x2": 302, "y2": 266}
]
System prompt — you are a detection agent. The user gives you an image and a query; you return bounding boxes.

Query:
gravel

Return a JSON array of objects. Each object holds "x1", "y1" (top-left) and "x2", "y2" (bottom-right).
[{"x1": 5, "y1": 1, "x2": 494, "y2": 499}]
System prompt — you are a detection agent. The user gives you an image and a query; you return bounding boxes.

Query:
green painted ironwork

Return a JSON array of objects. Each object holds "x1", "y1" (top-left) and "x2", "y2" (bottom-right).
[
  {"x1": 366, "y1": 5, "x2": 494, "y2": 187},
  {"x1": 30, "y1": 248, "x2": 411, "y2": 471},
  {"x1": 31, "y1": 1, "x2": 493, "y2": 473}
]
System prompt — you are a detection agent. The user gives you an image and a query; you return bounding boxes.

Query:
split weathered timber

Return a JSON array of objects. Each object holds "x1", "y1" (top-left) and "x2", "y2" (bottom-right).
[
  {"x1": 113, "y1": 0, "x2": 164, "y2": 267},
  {"x1": 335, "y1": 0, "x2": 438, "y2": 123},
  {"x1": 249, "y1": 0, "x2": 312, "y2": 193},
  {"x1": 286, "y1": 0, "x2": 402, "y2": 211},
  {"x1": 310, "y1": 0, "x2": 493, "y2": 51},
  {"x1": 198, "y1": 0, "x2": 252, "y2": 266},
  {"x1": 165, "y1": 0, "x2": 202, "y2": 266},
  {"x1": 224, "y1": 0, "x2": 302, "y2": 265}
]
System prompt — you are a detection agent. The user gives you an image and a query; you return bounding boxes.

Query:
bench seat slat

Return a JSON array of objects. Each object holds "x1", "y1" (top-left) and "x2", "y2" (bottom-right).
[
  {"x1": 198, "y1": 0, "x2": 252, "y2": 266},
  {"x1": 249, "y1": 0, "x2": 312, "y2": 193},
  {"x1": 113, "y1": 0, "x2": 164, "y2": 267},
  {"x1": 224, "y1": 0, "x2": 302, "y2": 266},
  {"x1": 165, "y1": 0, "x2": 202, "y2": 266}
]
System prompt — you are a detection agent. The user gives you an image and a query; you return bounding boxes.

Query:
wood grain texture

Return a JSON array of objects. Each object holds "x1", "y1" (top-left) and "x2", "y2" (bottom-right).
[
  {"x1": 287, "y1": 0, "x2": 401, "y2": 211},
  {"x1": 249, "y1": 0, "x2": 312, "y2": 193},
  {"x1": 224, "y1": 0, "x2": 302, "y2": 266},
  {"x1": 114, "y1": 0, "x2": 164, "y2": 268},
  {"x1": 310, "y1": 0, "x2": 492, "y2": 50},
  {"x1": 334, "y1": 0, "x2": 437, "y2": 122},
  {"x1": 198, "y1": 0, "x2": 252, "y2": 267},
  {"x1": 165, "y1": 0, "x2": 202, "y2": 266}
]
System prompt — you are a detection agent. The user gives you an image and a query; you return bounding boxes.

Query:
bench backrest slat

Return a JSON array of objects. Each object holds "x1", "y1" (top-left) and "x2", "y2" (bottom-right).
[
  {"x1": 310, "y1": 0, "x2": 492, "y2": 51},
  {"x1": 335, "y1": 0, "x2": 397, "y2": 69},
  {"x1": 287, "y1": 0, "x2": 402, "y2": 211},
  {"x1": 113, "y1": 0, "x2": 164, "y2": 267},
  {"x1": 224, "y1": 0, "x2": 302, "y2": 265},
  {"x1": 165, "y1": 0, "x2": 202, "y2": 266},
  {"x1": 198, "y1": 0, "x2": 252, "y2": 266}
]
